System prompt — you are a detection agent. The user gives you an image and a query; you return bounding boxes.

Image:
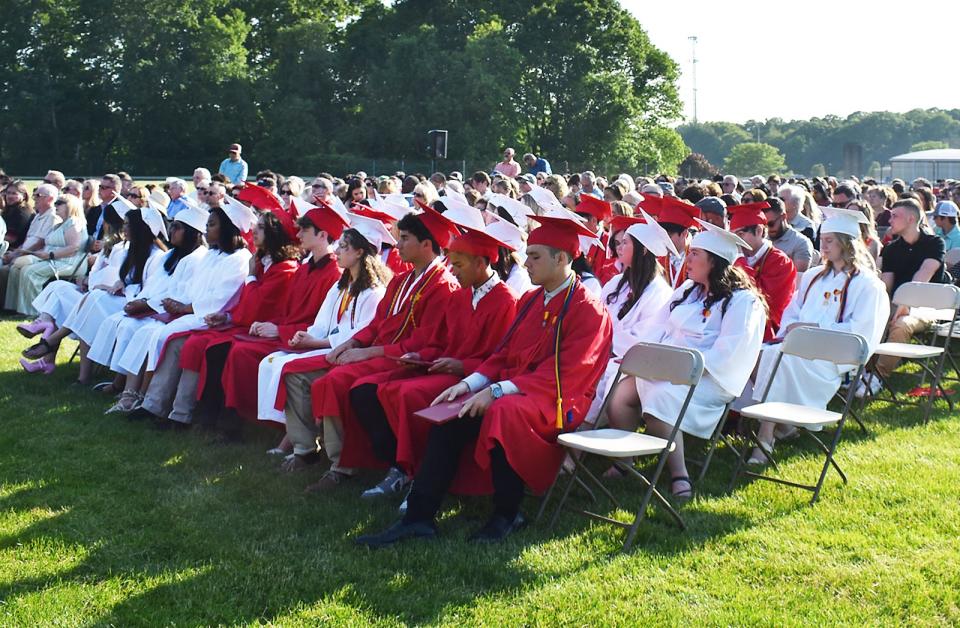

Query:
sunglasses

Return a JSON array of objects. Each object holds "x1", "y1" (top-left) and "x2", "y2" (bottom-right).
[{"x1": 280, "y1": 190, "x2": 292, "y2": 195}]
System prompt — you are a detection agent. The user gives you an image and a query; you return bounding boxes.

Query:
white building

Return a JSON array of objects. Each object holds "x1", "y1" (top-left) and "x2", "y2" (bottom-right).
[{"x1": 889, "y1": 148, "x2": 960, "y2": 181}]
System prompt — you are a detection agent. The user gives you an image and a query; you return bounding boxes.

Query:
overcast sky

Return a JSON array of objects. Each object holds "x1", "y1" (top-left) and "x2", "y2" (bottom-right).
[{"x1": 621, "y1": 0, "x2": 960, "y2": 124}]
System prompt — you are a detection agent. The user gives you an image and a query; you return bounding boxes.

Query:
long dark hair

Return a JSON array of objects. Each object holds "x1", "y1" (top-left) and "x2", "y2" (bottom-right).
[
  {"x1": 119, "y1": 210, "x2": 167, "y2": 285},
  {"x1": 671, "y1": 250, "x2": 766, "y2": 318},
  {"x1": 491, "y1": 247, "x2": 520, "y2": 281},
  {"x1": 257, "y1": 211, "x2": 300, "y2": 264},
  {"x1": 163, "y1": 222, "x2": 204, "y2": 274},
  {"x1": 606, "y1": 235, "x2": 661, "y2": 320},
  {"x1": 337, "y1": 228, "x2": 393, "y2": 299},
  {"x1": 100, "y1": 204, "x2": 125, "y2": 254},
  {"x1": 210, "y1": 206, "x2": 245, "y2": 253}
]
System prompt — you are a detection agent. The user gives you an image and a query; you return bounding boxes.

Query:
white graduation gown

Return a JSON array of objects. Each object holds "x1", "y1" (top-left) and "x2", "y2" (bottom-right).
[
  {"x1": 751, "y1": 266, "x2": 889, "y2": 409},
  {"x1": 31, "y1": 244, "x2": 126, "y2": 326},
  {"x1": 62, "y1": 245, "x2": 166, "y2": 345},
  {"x1": 257, "y1": 283, "x2": 386, "y2": 423},
  {"x1": 634, "y1": 281, "x2": 766, "y2": 439},
  {"x1": 144, "y1": 247, "x2": 252, "y2": 371},
  {"x1": 586, "y1": 273, "x2": 674, "y2": 424},
  {"x1": 505, "y1": 264, "x2": 533, "y2": 295},
  {"x1": 88, "y1": 246, "x2": 209, "y2": 373}
]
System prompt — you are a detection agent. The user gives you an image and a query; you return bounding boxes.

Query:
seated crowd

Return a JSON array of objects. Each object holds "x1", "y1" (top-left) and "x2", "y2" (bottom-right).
[{"x1": 1, "y1": 158, "x2": 958, "y2": 546}]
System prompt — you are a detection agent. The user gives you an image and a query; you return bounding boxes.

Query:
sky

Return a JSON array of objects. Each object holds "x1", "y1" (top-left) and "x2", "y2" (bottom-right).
[{"x1": 621, "y1": 0, "x2": 960, "y2": 124}]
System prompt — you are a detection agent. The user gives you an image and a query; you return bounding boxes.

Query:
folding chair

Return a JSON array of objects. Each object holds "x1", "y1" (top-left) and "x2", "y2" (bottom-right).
[
  {"x1": 728, "y1": 327, "x2": 869, "y2": 505},
  {"x1": 866, "y1": 282, "x2": 960, "y2": 423},
  {"x1": 543, "y1": 342, "x2": 704, "y2": 552},
  {"x1": 688, "y1": 401, "x2": 736, "y2": 486}
]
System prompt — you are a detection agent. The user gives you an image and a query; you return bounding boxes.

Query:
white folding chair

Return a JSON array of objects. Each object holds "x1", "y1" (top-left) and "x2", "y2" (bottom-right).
[
  {"x1": 728, "y1": 327, "x2": 869, "y2": 505},
  {"x1": 543, "y1": 342, "x2": 704, "y2": 552},
  {"x1": 944, "y1": 248, "x2": 960, "y2": 268},
  {"x1": 866, "y1": 282, "x2": 960, "y2": 423}
]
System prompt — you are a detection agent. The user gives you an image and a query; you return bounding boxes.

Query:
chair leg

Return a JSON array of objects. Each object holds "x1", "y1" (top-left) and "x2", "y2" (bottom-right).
[
  {"x1": 694, "y1": 415, "x2": 727, "y2": 486},
  {"x1": 727, "y1": 428, "x2": 753, "y2": 493},
  {"x1": 621, "y1": 451, "x2": 679, "y2": 552},
  {"x1": 548, "y1": 454, "x2": 585, "y2": 530},
  {"x1": 535, "y1": 469, "x2": 561, "y2": 524},
  {"x1": 809, "y1": 422, "x2": 847, "y2": 506}
]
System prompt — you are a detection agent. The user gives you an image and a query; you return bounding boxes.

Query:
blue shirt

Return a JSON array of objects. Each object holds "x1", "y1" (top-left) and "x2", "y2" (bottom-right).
[
  {"x1": 166, "y1": 197, "x2": 188, "y2": 219},
  {"x1": 936, "y1": 225, "x2": 960, "y2": 251},
  {"x1": 218, "y1": 157, "x2": 249, "y2": 184},
  {"x1": 529, "y1": 158, "x2": 552, "y2": 176}
]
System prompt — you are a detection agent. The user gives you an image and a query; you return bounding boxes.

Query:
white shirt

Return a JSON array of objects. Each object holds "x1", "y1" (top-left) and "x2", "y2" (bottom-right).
[{"x1": 471, "y1": 272, "x2": 501, "y2": 310}]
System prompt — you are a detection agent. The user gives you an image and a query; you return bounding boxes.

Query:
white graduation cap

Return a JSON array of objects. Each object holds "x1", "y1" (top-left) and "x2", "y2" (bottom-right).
[
  {"x1": 439, "y1": 197, "x2": 485, "y2": 231},
  {"x1": 624, "y1": 208, "x2": 679, "y2": 258},
  {"x1": 221, "y1": 195, "x2": 257, "y2": 233},
  {"x1": 149, "y1": 189, "x2": 170, "y2": 215},
  {"x1": 442, "y1": 189, "x2": 469, "y2": 207},
  {"x1": 140, "y1": 204, "x2": 168, "y2": 240},
  {"x1": 378, "y1": 196, "x2": 412, "y2": 222},
  {"x1": 347, "y1": 211, "x2": 396, "y2": 251},
  {"x1": 691, "y1": 218, "x2": 749, "y2": 264},
  {"x1": 180, "y1": 193, "x2": 202, "y2": 211},
  {"x1": 288, "y1": 195, "x2": 311, "y2": 219},
  {"x1": 110, "y1": 196, "x2": 137, "y2": 220},
  {"x1": 486, "y1": 214, "x2": 526, "y2": 262},
  {"x1": 486, "y1": 193, "x2": 529, "y2": 230},
  {"x1": 327, "y1": 193, "x2": 350, "y2": 219},
  {"x1": 820, "y1": 206, "x2": 869, "y2": 238},
  {"x1": 525, "y1": 185, "x2": 565, "y2": 214},
  {"x1": 174, "y1": 205, "x2": 209, "y2": 234}
]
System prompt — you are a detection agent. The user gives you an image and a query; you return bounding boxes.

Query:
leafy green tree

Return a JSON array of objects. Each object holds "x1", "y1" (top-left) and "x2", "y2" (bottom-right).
[
  {"x1": 723, "y1": 142, "x2": 788, "y2": 176},
  {"x1": 678, "y1": 152, "x2": 718, "y2": 179},
  {"x1": 910, "y1": 140, "x2": 949, "y2": 152}
]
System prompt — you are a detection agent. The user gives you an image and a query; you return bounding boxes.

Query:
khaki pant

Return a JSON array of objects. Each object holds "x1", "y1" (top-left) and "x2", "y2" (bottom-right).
[
  {"x1": 284, "y1": 370, "x2": 353, "y2": 474},
  {"x1": 142, "y1": 336, "x2": 193, "y2": 420},
  {"x1": 873, "y1": 313, "x2": 934, "y2": 378}
]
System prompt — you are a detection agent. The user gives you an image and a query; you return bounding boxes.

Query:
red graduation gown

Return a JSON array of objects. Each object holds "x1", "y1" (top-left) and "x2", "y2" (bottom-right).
[
  {"x1": 736, "y1": 246, "x2": 797, "y2": 341},
  {"x1": 339, "y1": 281, "x2": 520, "y2": 472},
  {"x1": 384, "y1": 246, "x2": 412, "y2": 275},
  {"x1": 179, "y1": 258, "x2": 299, "y2": 374},
  {"x1": 271, "y1": 261, "x2": 458, "y2": 412},
  {"x1": 658, "y1": 254, "x2": 688, "y2": 289},
  {"x1": 468, "y1": 280, "x2": 612, "y2": 494}
]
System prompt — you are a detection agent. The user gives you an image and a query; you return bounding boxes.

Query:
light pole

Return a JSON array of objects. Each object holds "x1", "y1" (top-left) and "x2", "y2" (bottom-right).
[{"x1": 688, "y1": 35, "x2": 698, "y2": 124}]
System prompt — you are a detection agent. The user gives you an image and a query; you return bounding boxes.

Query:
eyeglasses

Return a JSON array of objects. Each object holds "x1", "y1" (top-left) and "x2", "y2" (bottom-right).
[
  {"x1": 280, "y1": 190, "x2": 292, "y2": 195},
  {"x1": 311, "y1": 184, "x2": 328, "y2": 189},
  {"x1": 124, "y1": 193, "x2": 141, "y2": 199},
  {"x1": 54, "y1": 200, "x2": 67, "y2": 206},
  {"x1": 831, "y1": 200, "x2": 849, "y2": 208},
  {"x1": 257, "y1": 180, "x2": 272, "y2": 187}
]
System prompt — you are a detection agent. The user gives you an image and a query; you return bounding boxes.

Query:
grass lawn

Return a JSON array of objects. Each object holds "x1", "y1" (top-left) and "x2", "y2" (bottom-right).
[{"x1": 0, "y1": 315, "x2": 958, "y2": 626}]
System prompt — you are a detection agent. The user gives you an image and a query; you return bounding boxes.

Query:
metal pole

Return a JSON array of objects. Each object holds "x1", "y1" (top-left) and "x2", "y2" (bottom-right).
[{"x1": 688, "y1": 36, "x2": 698, "y2": 124}]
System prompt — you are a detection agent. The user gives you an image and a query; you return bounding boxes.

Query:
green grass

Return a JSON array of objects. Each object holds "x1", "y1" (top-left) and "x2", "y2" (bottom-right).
[{"x1": 0, "y1": 315, "x2": 958, "y2": 626}]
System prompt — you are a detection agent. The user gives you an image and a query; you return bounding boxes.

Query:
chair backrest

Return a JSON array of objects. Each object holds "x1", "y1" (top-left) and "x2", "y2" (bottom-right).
[
  {"x1": 945, "y1": 248, "x2": 960, "y2": 268},
  {"x1": 619, "y1": 342, "x2": 704, "y2": 386},
  {"x1": 891, "y1": 281, "x2": 960, "y2": 311},
  {"x1": 780, "y1": 326, "x2": 870, "y2": 366},
  {"x1": 809, "y1": 248, "x2": 821, "y2": 267}
]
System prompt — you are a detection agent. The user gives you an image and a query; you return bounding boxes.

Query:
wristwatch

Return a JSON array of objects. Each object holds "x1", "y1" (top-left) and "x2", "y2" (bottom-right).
[{"x1": 490, "y1": 383, "x2": 504, "y2": 399}]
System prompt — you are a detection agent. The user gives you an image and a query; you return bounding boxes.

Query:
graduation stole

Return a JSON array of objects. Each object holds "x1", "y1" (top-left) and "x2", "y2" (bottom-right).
[
  {"x1": 801, "y1": 268, "x2": 859, "y2": 323},
  {"x1": 336, "y1": 288, "x2": 356, "y2": 326},
  {"x1": 491, "y1": 276, "x2": 579, "y2": 429},
  {"x1": 389, "y1": 262, "x2": 444, "y2": 343}
]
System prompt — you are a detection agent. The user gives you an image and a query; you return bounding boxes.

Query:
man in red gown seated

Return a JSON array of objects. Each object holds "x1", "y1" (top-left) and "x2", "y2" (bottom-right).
[
  {"x1": 279, "y1": 208, "x2": 459, "y2": 484},
  {"x1": 343, "y1": 227, "x2": 520, "y2": 498},
  {"x1": 356, "y1": 215, "x2": 613, "y2": 547}
]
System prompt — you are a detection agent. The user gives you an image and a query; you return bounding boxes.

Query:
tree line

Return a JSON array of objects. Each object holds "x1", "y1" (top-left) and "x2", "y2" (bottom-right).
[{"x1": 0, "y1": 0, "x2": 687, "y2": 177}]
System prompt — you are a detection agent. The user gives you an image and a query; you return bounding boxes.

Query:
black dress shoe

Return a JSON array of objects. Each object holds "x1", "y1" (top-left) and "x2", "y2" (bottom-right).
[
  {"x1": 355, "y1": 519, "x2": 437, "y2": 548},
  {"x1": 128, "y1": 407, "x2": 158, "y2": 422},
  {"x1": 469, "y1": 513, "x2": 527, "y2": 543},
  {"x1": 152, "y1": 417, "x2": 190, "y2": 432}
]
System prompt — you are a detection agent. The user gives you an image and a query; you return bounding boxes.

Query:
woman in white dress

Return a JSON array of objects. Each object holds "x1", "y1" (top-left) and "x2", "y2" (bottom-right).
[
  {"x1": 747, "y1": 208, "x2": 889, "y2": 463},
  {"x1": 6, "y1": 194, "x2": 87, "y2": 316},
  {"x1": 19, "y1": 201, "x2": 168, "y2": 382},
  {"x1": 18, "y1": 204, "x2": 125, "y2": 336},
  {"x1": 257, "y1": 212, "x2": 391, "y2": 424},
  {"x1": 87, "y1": 206, "x2": 210, "y2": 412},
  {"x1": 585, "y1": 213, "x2": 677, "y2": 426},
  {"x1": 605, "y1": 220, "x2": 767, "y2": 499}
]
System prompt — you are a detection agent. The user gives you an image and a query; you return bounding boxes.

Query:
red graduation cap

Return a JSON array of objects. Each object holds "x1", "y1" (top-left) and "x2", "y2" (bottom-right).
[
  {"x1": 528, "y1": 215, "x2": 599, "y2": 258},
  {"x1": 655, "y1": 198, "x2": 701, "y2": 229},
  {"x1": 608, "y1": 215, "x2": 647, "y2": 235},
  {"x1": 448, "y1": 227, "x2": 514, "y2": 263},
  {"x1": 236, "y1": 182, "x2": 285, "y2": 213},
  {"x1": 727, "y1": 201, "x2": 771, "y2": 231},
  {"x1": 351, "y1": 204, "x2": 396, "y2": 224},
  {"x1": 303, "y1": 204, "x2": 349, "y2": 240},
  {"x1": 575, "y1": 195, "x2": 613, "y2": 222},
  {"x1": 414, "y1": 199, "x2": 459, "y2": 248}
]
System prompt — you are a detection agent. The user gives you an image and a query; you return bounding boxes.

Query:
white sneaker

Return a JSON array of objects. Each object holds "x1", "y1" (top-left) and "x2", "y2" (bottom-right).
[
  {"x1": 854, "y1": 375, "x2": 882, "y2": 399},
  {"x1": 361, "y1": 467, "x2": 410, "y2": 500}
]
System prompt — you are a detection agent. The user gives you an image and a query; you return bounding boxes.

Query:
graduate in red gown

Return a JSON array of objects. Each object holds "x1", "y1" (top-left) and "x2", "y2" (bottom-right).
[
  {"x1": 339, "y1": 228, "x2": 520, "y2": 496},
  {"x1": 356, "y1": 215, "x2": 613, "y2": 547},
  {"x1": 646, "y1": 197, "x2": 700, "y2": 289},
  {"x1": 189, "y1": 204, "x2": 347, "y2": 438},
  {"x1": 574, "y1": 195, "x2": 616, "y2": 285},
  {"x1": 729, "y1": 202, "x2": 797, "y2": 341},
  {"x1": 276, "y1": 207, "x2": 459, "y2": 481}
]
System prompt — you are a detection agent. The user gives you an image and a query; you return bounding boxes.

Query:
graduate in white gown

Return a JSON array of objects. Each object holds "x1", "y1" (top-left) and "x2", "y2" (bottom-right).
[
  {"x1": 141, "y1": 199, "x2": 254, "y2": 373},
  {"x1": 19, "y1": 200, "x2": 167, "y2": 382},
  {"x1": 585, "y1": 210, "x2": 677, "y2": 424},
  {"x1": 605, "y1": 219, "x2": 766, "y2": 499},
  {"x1": 257, "y1": 213, "x2": 390, "y2": 423},
  {"x1": 746, "y1": 208, "x2": 889, "y2": 463}
]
